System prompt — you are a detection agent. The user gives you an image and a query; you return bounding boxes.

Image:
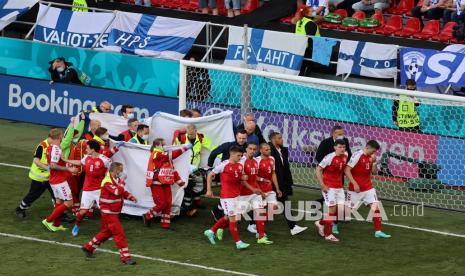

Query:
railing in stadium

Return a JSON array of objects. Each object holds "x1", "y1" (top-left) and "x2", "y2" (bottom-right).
[{"x1": 179, "y1": 59, "x2": 465, "y2": 212}]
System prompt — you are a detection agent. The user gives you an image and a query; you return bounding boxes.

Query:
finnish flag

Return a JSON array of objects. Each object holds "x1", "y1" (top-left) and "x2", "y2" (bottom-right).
[
  {"x1": 103, "y1": 11, "x2": 205, "y2": 60},
  {"x1": 224, "y1": 26, "x2": 308, "y2": 75},
  {"x1": 0, "y1": 0, "x2": 38, "y2": 31},
  {"x1": 33, "y1": 4, "x2": 114, "y2": 48},
  {"x1": 337, "y1": 40, "x2": 397, "y2": 79}
]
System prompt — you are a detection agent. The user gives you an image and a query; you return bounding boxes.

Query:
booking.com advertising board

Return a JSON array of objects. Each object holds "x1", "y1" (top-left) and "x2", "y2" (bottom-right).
[
  {"x1": 196, "y1": 102, "x2": 465, "y2": 186},
  {"x1": 0, "y1": 74, "x2": 178, "y2": 127}
]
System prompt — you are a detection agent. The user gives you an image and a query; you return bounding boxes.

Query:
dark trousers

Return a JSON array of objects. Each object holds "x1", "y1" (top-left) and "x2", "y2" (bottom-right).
[
  {"x1": 278, "y1": 193, "x2": 296, "y2": 230},
  {"x1": 18, "y1": 180, "x2": 55, "y2": 210},
  {"x1": 411, "y1": 6, "x2": 445, "y2": 27}
]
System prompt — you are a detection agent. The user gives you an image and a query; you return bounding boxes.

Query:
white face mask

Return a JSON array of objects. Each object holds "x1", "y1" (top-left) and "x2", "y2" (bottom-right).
[
  {"x1": 142, "y1": 134, "x2": 149, "y2": 141},
  {"x1": 127, "y1": 113, "x2": 135, "y2": 119},
  {"x1": 336, "y1": 135, "x2": 345, "y2": 140},
  {"x1": 102, "y1": 134, "x2": 109, "y2": 140},
  {"x1": 116, "y1": 172, "x2": 124, "y2": 179},
  {"x1": 72, "y1": 138, "x2": 79, "y2": 143},
  {"x1": 56, "y1": 66, "x2": 65, "y2": 73}
]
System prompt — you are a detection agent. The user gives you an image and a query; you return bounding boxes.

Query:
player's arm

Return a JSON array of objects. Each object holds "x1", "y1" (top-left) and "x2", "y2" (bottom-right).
[
  {"x1": 315, "y1": 166, "x2": 328, "y2": 192},
  {"x1": 207, "y1": 143, "x2": 227, "y2": 167},
  {"x1": 271, "y1": 172, "x2": 282, "y2": 198},
  {"x1": 206, "y1": 171, "x2": 216, "y2": 197},
  {"x1": 49, "y1": 161, "x2": 75, "y2": 172},
  {"x1": 123, "y1": 190, "x2": 137, "y2": 202},
  {"x1": 344, "y1": 166, "x2": 360, "y2": 192},
  {"x1": 371, "y1": 155, "x2": 378, "y2": 175}
]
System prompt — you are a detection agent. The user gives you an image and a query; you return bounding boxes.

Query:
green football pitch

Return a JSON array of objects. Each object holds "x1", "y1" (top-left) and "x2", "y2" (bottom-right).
[{"x1": 1, "y1": 119, "x2": 465, "y2": 275}]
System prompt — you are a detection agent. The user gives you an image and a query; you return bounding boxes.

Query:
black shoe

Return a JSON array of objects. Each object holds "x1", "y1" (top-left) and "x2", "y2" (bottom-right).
[
  {"x1": 142, "y1": 214, "x2": 152, "y2": 227},
  {"x1": 61, "y1": 213, "x2": 75, "y2": 224},
  {"x1": 81, "y1": 246, "x2": 95, "y2": 258},
  {"x1": 15, "y1": 207, "x2": 26, "y2": 219},
  {"x1": 122, "y1": 258, "x2": 136, "y2": 265}
]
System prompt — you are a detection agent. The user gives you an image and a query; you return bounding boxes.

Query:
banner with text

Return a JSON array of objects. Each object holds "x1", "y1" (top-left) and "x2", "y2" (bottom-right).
[{"x1": 224, "y1": 26, "x2": 307, "y2": 75}]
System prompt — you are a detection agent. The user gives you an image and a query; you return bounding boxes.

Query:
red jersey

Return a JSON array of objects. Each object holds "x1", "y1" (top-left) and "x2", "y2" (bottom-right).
[
  {"x1": 239, "y1": 157, "x2": 259, "y2": 196},
  {"x1": 347, "y1": 150, "x2": 374, "y2": 192},
  {"x1": 256, "y1": 156, "x2": 275, "y2": 193},
  {"x1": 47, "y1": 144, "x2": 69, "y2": 185},
  {"x1": 213, "y1": 160, "x2": 243, "y2": 199},
  {"x1": 81, "y1": 154, "x2": 111, "y2": 191},
  {"x1": 319, "y1": 152, "x2": 348, "y2": 189},
  {"x1": 146, "y1": 148, "x2": 185, "y2": 186},
  {"x1": 99, "y1": 173, "x2": 133, "y2": 215},
  {"x1": 69, "y1": 140, "x2": 87, "y2": 175}
]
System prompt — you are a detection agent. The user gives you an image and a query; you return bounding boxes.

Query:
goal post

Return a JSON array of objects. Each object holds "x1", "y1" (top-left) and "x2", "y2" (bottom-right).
[{"x1": 179, "y1": 60, "x2": 465, "y2": 211}]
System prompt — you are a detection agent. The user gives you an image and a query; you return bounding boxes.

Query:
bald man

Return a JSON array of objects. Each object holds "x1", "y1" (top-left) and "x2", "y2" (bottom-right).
[
  {"x1": 93, "y1": 101, "x2": 112, "y2": 113},
  {"x1": 83, "y1": 120, "x2": 101, "y2": 141},
  {"x1": 235, "y1": 112, "x2": 266, "y2": 144}
]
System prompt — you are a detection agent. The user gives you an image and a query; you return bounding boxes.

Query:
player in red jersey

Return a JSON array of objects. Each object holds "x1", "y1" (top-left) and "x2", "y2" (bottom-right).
[
  {"x1": 42, "y1": 129, "x2": 78, "y2": 232},
  {"x1": 344, "y1": 140, "x2": 391, "y2": 239},
  {"x1": 82, "y1": 162, "x2": 138, "y2": 265},
  {"x1": 204, "y1": 145, "x2": 250, "y2": 250},
  {"x1": 64, "y1": 140, "x2": 111, "y2": 236},
  {"x1": 256, "y1": 143, "x2": 282, "y2": 210},
  {"x1": 314, "y1": 140, "x2": 348, "y2": 243}
]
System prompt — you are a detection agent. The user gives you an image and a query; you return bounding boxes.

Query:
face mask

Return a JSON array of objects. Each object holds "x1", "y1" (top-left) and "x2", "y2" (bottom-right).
[
  {"x1": 72, "y1": 138, "x2": 79, "y2": 143},
  {"x1": 142, "y1": 134, "x2": 149, "y2": 141},
  {"x1": 127, "y1": 113, "x2": 135, "y2": 119},
  {"x1": 56, "y1": 67, "x2": 65, "y2": 73},
  {"x1": 336, "y1": 135, "x2": 345, "y2": 140},
  {"x1": 116, "y1": 172, "x2": 123, "y2": 179},
  {"x1": 102, "y1": 135, "x2": 109, "y2": 140}
]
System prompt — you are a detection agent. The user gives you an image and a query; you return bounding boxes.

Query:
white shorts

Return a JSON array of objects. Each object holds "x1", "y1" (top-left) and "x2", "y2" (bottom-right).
[
  {"x1": 346, "y1": 188, "x2": 379, "y2": 208},
  {"x1": 237, "y1": 194, "x2": 264, "y2": 214},
  {"x1": 322, "y1": 188, "x2": 345, "y2": 207},
  {"x1": 264, "y1": 191, "x2": 278, "y2": 205},
  {"x1": 80, "y1": 190, "x2": 101, "y2": 209},
  {"x1": 220, "y1": 197, "x2": 239, "y2": 217},
  {"x1": 51, "y1": 181, "x2": 72, "y2": 201}
]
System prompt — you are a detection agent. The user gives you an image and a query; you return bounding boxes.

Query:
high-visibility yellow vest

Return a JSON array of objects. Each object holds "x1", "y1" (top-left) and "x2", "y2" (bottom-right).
[
  {"x1": 175, "y1": 133, "x2": 213, "y2": 168},
  {"x1": 295, "y1": 17, "x2": 320, "y2": 37},
  {"x1": 91, "y1": 106, "x2": 99, "y2": 113},
  {"x1": 29, "y1": 140, "x2": 50, "y2": 182},
  {"x1": 132, "y1": 134, "x2": 148, "y2": 145},
  {"x1": 72, "y1": 0, "x2": 88, "y2": 12},
  {"x1": 397, "y1": 95, "x2": 420, "y2": 128},
  {"x1": 101, "y1": 172, "x2": 112, "y2": 187}
]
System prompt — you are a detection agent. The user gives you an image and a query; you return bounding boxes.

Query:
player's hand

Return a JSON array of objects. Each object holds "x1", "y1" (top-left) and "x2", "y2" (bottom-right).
[
  {"x1": 321, "y1": 185, "x2": 329, "y2": 192},
  {"x1": 206, "y1": 190, "x2": 214, "y2": 198},
  {"x1": 68, "y1": 167, "x2": 78, "y2": 174},
  {"x1": 128, "y1": 195, "x2": 137, "y2": 203},
  {"x1": 276, "y1": 189, "x2": 283, "y2": 198},
  {"x1": 70, "y1": 117, "x2": 75, "y2": 124},
  {"x1": 370, "y1": 155, "x2": 377, "y2": 163},
  {"x1": 80, "y1": 112, "x2": 86, "y2": 120},
  {"x1": 183, "y1": 143, "x2": 193, "y2": 151},
  {"x1": 49, "y1": 80, "x2": 54, "y2": 85},
  {"x1": 353, "y1": 184, "x2": 360, "y2": 193},
  {"x1": 178, "y1": 181, "x2": 186, "y2": 187},
  {"x1": 252, "y1": 188, "x2": 261, "y2": 195},
  {"x1": 45, "y1": 165, "x2": 51, "y2": 172},
  {"x1": 116, "y1": 141, "x2": 125, "y2": 148}
]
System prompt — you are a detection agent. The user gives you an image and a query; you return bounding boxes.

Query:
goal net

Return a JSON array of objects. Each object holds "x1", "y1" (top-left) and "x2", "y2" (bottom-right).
[{"x1": 180, "y1": 60, "x2": 465, "y2": 211}]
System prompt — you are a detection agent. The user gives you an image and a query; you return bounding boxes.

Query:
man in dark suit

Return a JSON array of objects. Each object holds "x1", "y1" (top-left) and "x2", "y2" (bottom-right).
[
  {"x1": 269, "y1": 131, "x2": 308, "y2": 236},
  {"x1": 314, "y1": 125, "x2": 352, "y2": 235},
  {"x1": 235, "y1": 112, "x2": 266, "y2": 145}
]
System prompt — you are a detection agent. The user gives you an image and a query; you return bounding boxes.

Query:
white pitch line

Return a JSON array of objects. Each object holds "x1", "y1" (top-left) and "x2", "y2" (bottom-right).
[
  {"x1": 2, "y1": 162, "x2": 465, "y2": 239},
  {"x1": 0, "y1": 232, "x2": 257, "y2": 276}
]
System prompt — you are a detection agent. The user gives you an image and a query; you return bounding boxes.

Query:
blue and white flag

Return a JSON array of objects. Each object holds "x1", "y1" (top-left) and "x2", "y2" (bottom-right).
[
  {"x1": 103, "y1": 11, "x2": 205, "y2": 60},
  {"x1": 400, "y1": 47, "x2": 465, "y2": 87},
  {"x1": 33, "y1": 4, "x2": 114, "y2": 48},
  {"x1": 0, "y1": 0, "x2": 38, "y2": 31},
  {"x1": 337, "y1": 40, "x2": 397, "y2": 79},
  {"x1": 224, "y1": 26, "x2": 307, "y2": 75}
]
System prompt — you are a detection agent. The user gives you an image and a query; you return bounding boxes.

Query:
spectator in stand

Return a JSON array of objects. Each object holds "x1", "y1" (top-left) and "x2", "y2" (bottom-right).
[
  {"x1": 225, "y1": 0, "x2": 242, "y2": 17},
  {"x1": 48, "y1": 57, "x2": 82, "y2": 85},
  {"x1": 328, "y1": 0, "x2": 358, "y2": 16},
  {"x1": 116, "y1": 118, "x2": 139, "y2": 142},
  {"x1": 352, "y1": 0, "x2": 390, "y2": 13},
  {"x1": 191, "y1": 108, "x2": 202, "y2": 118},
  {"x1": 235, "y1": 112, "x2": 266, "y2": 144},
  {"x1": 135, "y1": 0, "x2": 151, "y2": 7},
  {"x1": 200, "y1": 0, "x2": 218, "y2": 15},
  {"x1": 121, "y1": 105, "x2": 135, "y2": 119},
  {"x1": 305, "y1": 0, "x2": 329, "y2": 17},
  {"x1": 411, "y1": 0, "x2": 448, "y2": 27},
  {"x1": 443, "y1": 0, "x2": 465, "y2": 23}
]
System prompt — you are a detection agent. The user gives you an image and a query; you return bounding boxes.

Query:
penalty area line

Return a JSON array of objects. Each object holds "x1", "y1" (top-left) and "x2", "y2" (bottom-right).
[{"x1": 0, "y1": 232, "x2": 258, "y2": 276}]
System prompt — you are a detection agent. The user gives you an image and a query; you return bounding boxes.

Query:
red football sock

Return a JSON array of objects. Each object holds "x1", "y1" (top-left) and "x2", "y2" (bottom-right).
[
  {"x1": 75, "y1": 211, "x2": 86, "y2": 226},
  {"x1": 373, "y1": 209, "x2": 382, "y2": 231},
  {"x1": 210, "y1": 216, "x2": 228, "y2": 233},
  {"x1": 256, "y1": 220, "x2": 266, "y2": 239},
  {"x1": 47, "y1": 203, "x2": 68, "y2": 225},
  {"x1": 229, "y1": 221, "x2": 240, "y2": 243}
]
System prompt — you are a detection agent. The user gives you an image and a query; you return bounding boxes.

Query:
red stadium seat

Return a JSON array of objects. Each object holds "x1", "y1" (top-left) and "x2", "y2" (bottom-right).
[
  {"x1": 320, "y1": 9, "x2": 348, "y2": 29},
  {"x1": 406, "y1": 0, "x2": 422, "y2": 16},
  {"x1": 432, "y1": 21, "x2": 457, "y2": 42},
  {"x1": 358, "y1": 12, "x2": 385, "y2": 33},
  {"x1": 180, "y1": 0, "x2": 199, "y2": 11},
  {"x1": 375, "y1": 15, "x2": 402, "y2": 35},
  {"x1": 161, "y1": 0, "x2": 183, "y2": 9},
  {"x1": 280, "y1": 15, "x2": 294, "y2": 24},
  {"x1": 412, "y1": 19, "x2": 440, "y2": 39},
  {"x1": 216, "y1": 0, "x2": 228, "y2": 15},
  {"x1": 394, "y1": 17, "x2": 421, "y2": 37},
  {"x1": 339, "y1": 10, "x2": 365, "y2": 31},
  {"x1": 242, "y1": 0, "x2": 259, "y2": 13},
  {"x1": 387, "y1": 0, "x2": 414, "y2": 15}
]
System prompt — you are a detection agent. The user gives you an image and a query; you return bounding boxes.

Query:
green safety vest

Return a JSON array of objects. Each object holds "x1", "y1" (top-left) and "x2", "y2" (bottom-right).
[
  {"x1": 175, "y1": 133, "x2": 213, "y2": 168},
  {"x1": 295, "y1": 17, "x2": 320, "y2": 37},
  {"x1": 132, "y1": 134, "x2": 148, "y2": 145},
  {"x1": 397, "y1": 95, "x2": 420, "y2": 128},
  {"x1": 72, "y1": 0, "x2": 88, "y2": 12},
  {"x1": 29, "y1": 139, "x2": 50, "y2": 182}
]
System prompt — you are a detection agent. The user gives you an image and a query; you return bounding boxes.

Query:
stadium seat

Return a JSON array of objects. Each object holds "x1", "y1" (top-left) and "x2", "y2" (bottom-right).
[
  {"x1": 339, "y1": 10, "x2": 365, "y2": 31},
  {"x1": 432, "y1": 21, "x2": 457, "y2": 42},
  {"x1": 320, "y1": 9, "x2": 348, "y2": 29},
  {"x1": 216, "y1": 0, "x2": 228, "y2": 15},
  {"x1": 180, "y1": 0, "x2": 199, "y2": 11},
  {"x1": 161, "y1": 0, "x2": 183, "y2": 9},
  {"x1": 412, "y1": 19, "x2": 440, "y2": 40},
  {"x1": 280, "y1": 15, "x2": 294, "y2": 24},
  {"x1": 358, "y1": 12, "x2": 385, "y2": 33},
  {"x1": 394, "y1": 17, "x2": 421, "y2": 37},
  {"x1": 241, "y1": 0, "x2": 259, "y2": 13},
  {"x1": 375, "y1": 15, "x2": 402, "y2": 35},
  {"x1": 406, "y1": 0, "x2": 422, "y2": 16},
  {"x1": 387, "y1": 0, "x2": 414, "y2": 15}
]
